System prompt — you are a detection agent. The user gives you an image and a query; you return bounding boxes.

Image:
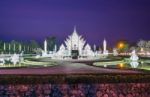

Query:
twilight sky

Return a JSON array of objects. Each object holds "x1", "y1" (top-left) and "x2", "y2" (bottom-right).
[{"x1": 0, "y1": 0, "x2": 150, "y2": 46}]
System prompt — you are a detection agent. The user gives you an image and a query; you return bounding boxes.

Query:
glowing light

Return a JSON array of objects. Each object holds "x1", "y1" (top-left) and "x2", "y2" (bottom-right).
[
  {"x1": 118, "y1": 63, "x2": 124, "y2": 68},
  {"x1": 118, "y1": 43, "x2": 124, "y2": 49}
]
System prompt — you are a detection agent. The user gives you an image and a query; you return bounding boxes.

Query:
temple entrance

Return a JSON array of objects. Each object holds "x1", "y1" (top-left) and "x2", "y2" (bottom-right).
[{"x1": 71, "y1": 50, "x2": 79, "y2": 59}]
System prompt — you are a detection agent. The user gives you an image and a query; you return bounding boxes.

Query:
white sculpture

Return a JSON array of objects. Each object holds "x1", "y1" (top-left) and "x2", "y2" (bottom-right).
[
  {"x1": 35, "y1": 55, "x2": 41, "y2": 58},
  {"x1": 20, "y1": 51, "x2": 24, "y2": 57},
  {"x1": 57, "y1": 44, "x2": 66, "y2": 57},
  {"x1": 84, "y1": 44, "x2": 94, "y2": 57},
  {"x1": 103, "y1": 39, "x2": 108, "y2": 55},
  {"x1": 113, "y1": 48, "x2": 118, "y2": 56},
  {"x1": 44, "y1": 39, "x2": 48, "y2": 53},
  {"x1": 93, "y1": 44, "x2": 96, "y2": 52},
  {"x1": 42, "y1": 39, "x2": 48, "y2": 57},
  {"x1": 42, "y1": 50, "x2": 48, "y2": 57},
  {"x1": 0, "y1": 58, "x2": 5, "y2": 65},
  {"x1": 130, "y1": 50, "x2": 139, "y2": 61},
  {"x1": 10, "y1": 54, "x2": 20, "y2": 65}
]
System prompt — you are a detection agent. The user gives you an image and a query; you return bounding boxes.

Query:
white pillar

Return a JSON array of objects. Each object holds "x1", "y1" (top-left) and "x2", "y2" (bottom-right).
[
  {"x1": 103, "y1": 39, "x2": 108, "y2": 55},
  {"x1": 103, "y1": 39, "x2": 107, "y2": 52},
  {"x1": 54, "y1": 44, "x2": 57, "y2": 52},
  {"x1": 93, "y1": 44, "x2": 96, "y2": 52},
  {"x1": 44, "y1": 39, "x2": 47, "y2": 53}
]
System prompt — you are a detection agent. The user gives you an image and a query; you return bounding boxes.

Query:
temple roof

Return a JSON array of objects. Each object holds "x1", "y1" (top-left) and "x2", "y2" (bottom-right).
[{"x1": 71, "y1": 26, "x2": 79, "y2": 37}]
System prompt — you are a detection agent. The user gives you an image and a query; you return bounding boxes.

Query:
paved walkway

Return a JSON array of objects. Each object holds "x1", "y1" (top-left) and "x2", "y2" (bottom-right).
[{"x1": 0, "y1": 62, "x2": 143, "y2": 75}]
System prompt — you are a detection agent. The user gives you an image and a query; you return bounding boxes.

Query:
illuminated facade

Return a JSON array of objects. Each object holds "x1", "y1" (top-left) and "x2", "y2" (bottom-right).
[
  {"x1": 57, "y1": 27, "x2": 94, "y2": 58},
  {"x1": 42, "y1": 27, "x2": 108, "y2": 59}
]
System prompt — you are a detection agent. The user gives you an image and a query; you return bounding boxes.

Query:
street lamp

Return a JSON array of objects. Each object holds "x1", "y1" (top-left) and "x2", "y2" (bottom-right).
[{"x1": 118, "y1": 42, "x2": 124, "y2": 49}]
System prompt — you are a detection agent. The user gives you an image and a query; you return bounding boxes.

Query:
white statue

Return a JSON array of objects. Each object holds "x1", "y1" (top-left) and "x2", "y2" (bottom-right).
[
  {"x1": 84, "y1": 44, "x2": 94, "y2": 57},
  {"x1": 10, "y1": 54, "x2": 20, "y2": 65},
  {"x1": 0, "y1": 58, "x2": 5, "y2": 65},
  {"x1": 57, "y1": 44, "x2": 66, "y2": 57},
  {"x1": 113, "y1": 48, "x2": 118, "y2": 56},
  {"x1": 35, "y1": 55, "x2": 41, "y2": 58},
  {"x1": 42, "y1": 50, "x2": 48, "y2": 57},
  {"x1": 130, "y1": 50, "x2": 139, "y2": 61},
  {"x1": 20, "y1": 51, "x2": 24, "y2": 57}
]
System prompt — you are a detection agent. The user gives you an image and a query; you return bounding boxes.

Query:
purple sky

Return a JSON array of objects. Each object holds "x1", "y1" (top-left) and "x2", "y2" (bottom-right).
[{"x1": 0, "y1": 0, "x2": 150, "y2": 47}]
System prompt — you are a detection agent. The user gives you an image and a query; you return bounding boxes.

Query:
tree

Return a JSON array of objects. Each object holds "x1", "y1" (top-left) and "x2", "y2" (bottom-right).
[
  {"x1": 129, "y1": 46, "x2": 136, "y2": 51},
  {"x1": 0, "y1": 40, "x2": 4, "y2": 53},
  {"x1": 10, "y1": 40, "x2": 17, "y2": 53},
  {"x1": 116, "y1": 40, "x2": 129, "y2": 52},
  {"x1": 30, "y1": 40, "x2": 40, "y2": 49},
  {"x1": 145, "y1": 41, "x2": 150, "y2": 52},
  {"x1": 146, "y1": 41, "x2": 150, "y2": 48},
  {"x1": 137, "y1": 40, "x2": 146, "y2": 49},
  {"x1": 29, "y1": 40, "x2": 40, "y2": 53},
  {"x1": 46, "y1": 36, "x2": 56, "y2": 51}
]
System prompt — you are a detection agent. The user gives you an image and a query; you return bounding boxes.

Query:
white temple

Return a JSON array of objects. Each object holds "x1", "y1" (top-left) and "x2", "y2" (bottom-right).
[
  {"x1": 42, "y1": 27, "x2": 109, "y2": 59},
  {"x1": 55, "y1": 27, "x2": 95, "y2": 59}
]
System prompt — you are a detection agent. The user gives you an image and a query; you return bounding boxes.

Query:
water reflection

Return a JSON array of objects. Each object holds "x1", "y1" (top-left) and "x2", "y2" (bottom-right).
[
  {"x1": 103, "y1": 62, "x2": 141, "y2": 69},
  {"x1": 130, "y1": 62, "x2": 139, "y2": 68}
]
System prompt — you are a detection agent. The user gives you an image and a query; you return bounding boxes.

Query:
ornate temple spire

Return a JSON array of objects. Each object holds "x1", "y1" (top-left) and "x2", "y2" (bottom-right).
[
  {"x1": 74, "y1": 25, "x2": 76, "y2": 32},
  {"x1": 73, "y1": 25, "x2": 78, "y2": 35},
  {"x1": 104, "y1": 38, "x2": 106, "y2": 42}
]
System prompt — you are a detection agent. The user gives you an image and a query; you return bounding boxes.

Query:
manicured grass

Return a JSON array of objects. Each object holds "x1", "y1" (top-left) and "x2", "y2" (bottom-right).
[
  {"x1": 139, "y1": 66, "x2": 150, "y2": 70},
  {"x1": 93, "y1": 60, "x2": 124, "y2": 66},
  {"x1": 21, "y1": 60, "x2": 57, "y2": 66}
]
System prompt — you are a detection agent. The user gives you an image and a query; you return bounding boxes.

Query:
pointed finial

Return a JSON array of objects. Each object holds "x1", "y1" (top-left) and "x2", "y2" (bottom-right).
[
  {"x1": 73, "y1": 25, "x2": 77, "y2": 32},
  {"x1": 104, "y1": 38, "x2": 106, "y2": 41},
  {"x1": 72, "y1": 25, "x2": 78, "y2": 35}
]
